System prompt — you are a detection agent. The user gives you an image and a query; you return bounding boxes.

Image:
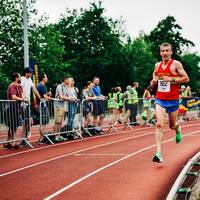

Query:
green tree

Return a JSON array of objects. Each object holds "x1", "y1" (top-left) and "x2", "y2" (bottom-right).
[
  {"x1": 145, "y1": 16, "x2": 194, "y2": 60},
  {"x1": 0, "y1": 0, "x2": 24, "y2": 77},
  {"x1": 58, "y1": 2, "x2": 127, "y2": 93},
  {"x1": 181, "y1": 53, "x2": 200, "y2": 91},
  {"x1": 29, "y1": 23, "x2": 69, "y2": 87},
  {"x1": 122, "y1": 36, "x2": 157, "y2": 94},
  {"x1": 0, "y1": 0, "x2": 37, "y2": 98}
]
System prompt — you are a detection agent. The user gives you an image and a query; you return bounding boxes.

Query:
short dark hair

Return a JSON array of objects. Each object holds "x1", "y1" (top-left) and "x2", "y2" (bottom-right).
[
  {"x1": 39, "y1": 73, "x2": 46, "y2": 82},
  {"x1": 11, "y1": 72, "x2": 20, "y2": 82},
  {"x1": 24, "y1": 67, "x2": 33, "y2": 75},
  {"x1": 62, "y1": 76, "x2": 68, "y2": 82},
  {"x1": 93, "y1": 76, "x2": 99, "y2": 81}
]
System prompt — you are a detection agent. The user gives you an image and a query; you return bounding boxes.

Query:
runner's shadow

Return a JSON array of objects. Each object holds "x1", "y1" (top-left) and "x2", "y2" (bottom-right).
[{"x1": 154, "y1": 164, "x2": 165, "y2": 169}]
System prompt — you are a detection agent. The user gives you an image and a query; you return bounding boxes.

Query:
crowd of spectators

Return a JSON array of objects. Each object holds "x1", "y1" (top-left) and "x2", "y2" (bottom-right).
[{"x1": 2, "y1": 69, "x2": 196, "y2": 149}]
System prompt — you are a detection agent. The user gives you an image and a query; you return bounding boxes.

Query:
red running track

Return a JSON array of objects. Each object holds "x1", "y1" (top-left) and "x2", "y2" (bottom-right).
[{"x1": 0, "y1": 120, "x2": 200, "y2": 200}]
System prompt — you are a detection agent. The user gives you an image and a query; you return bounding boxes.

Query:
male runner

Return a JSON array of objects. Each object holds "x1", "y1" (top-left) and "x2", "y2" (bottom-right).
[{"x1": 148, "y1": 43, "x2": 189, "y2": 162}]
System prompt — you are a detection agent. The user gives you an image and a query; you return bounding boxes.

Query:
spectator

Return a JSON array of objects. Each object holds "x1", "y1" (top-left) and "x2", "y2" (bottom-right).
[
  {"x1": 36, "y1": 73, "x2": 53, "y2": 143},
  {"x1": 65, "y1": 77, "x2": 79, "y2": 131},
  {"x1": 180, "y1": 85, "x2": 187, "y2": 97},
  {"x1": 20, "y1": 67, "x2": 41, "y2": 145},
  {"x1": 115, "y1": 86, "x2": 124, "y2": 124},
  {"x1": 81, "y1": 81, "x2": 96, "y2": 128},
  {"x1": 36, "y1": 73, "x2": 52, "y2": 104},
  {"x1": 186, "y1": 86, "x2": 192, "y2": 98},
  {"x1": 130, "y1": 82, "x2": 139, "y2": 125},
  {"x1": 4, "y1": 73, "x2": 26, "y2": 149},
  {"x1": 92, "y1": 77, "x2": 106, "y2": 134},
  {"x1": 179, "y1": 85, "x2": 187, "y2": 107},
  {"x1": 107, "y1": 87, "x2": 119, "y2": 125},
  {"x1": 143, "y1": 88, "x2": 152, "y2": 124},
  {"x1": 54, "y1": 77, "x2": 71, "y2": 141},
  {"x1": 124, "y1": 85, "x2": 134, "y2": 125}
]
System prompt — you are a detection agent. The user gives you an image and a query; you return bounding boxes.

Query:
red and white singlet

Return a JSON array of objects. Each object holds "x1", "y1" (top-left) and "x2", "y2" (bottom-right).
[{"x1": 155, "y1": 59, "x2": 180, "y2": 100}]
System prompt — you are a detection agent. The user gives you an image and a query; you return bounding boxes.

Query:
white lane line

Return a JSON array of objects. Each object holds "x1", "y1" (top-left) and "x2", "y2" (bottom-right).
[
  {"x1": 75, "y1": 153, "x2": 129, "y2": 156},
  {"x1": 0, "y1": 126, "x2": 154, "y2": 159},
  {"x1": 1, "y1": 122, "x2": 199, "y2": 159},
  {"x1": 44, "y1": 130, "x2": 200, "y2": 200},
  {"x1": 0, "y1": 132, "x2": 154, "y2": 177},
  {"x1": 0, "y1": 123, "x2": 199, "y2": 177},
  {"x1": 189, "y1": 135, "x2": 200, "y2": 137}
]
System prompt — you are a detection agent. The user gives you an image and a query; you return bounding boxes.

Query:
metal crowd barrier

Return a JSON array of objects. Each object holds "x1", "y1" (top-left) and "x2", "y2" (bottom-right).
[
  {"x1": 179, "y1": 97, "x2": 200, "y2": 121},
  {"x1": 38, "y1": 99, "x2": 82, "y2": 144},
  {"x1": 123, "y1": 98, "x2": 156, "y2": 129},
  {"x1": 80, "y1": 98, "x2": 118, "y2": 136},
  {"x1": 0, "y1": 100, "x2": 33, "y2": 148},
  {"x1": 1, "y1": 96, "x2": 198, "y2": 148}
]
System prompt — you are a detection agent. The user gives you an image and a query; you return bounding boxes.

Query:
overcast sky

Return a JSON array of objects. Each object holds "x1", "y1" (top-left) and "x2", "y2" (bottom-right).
[{"x1": 35, "y1": 0, "x2": 200, "y2": 53}]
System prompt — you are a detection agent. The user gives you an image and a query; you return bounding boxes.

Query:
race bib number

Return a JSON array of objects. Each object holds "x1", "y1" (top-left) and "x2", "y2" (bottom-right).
[{"x1": 158, "y1": 80, "x2": 170, "y2": 92}]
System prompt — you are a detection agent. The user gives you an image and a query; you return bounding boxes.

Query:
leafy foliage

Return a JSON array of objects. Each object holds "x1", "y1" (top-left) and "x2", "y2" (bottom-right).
[
  {"x1": 29, "y1": 23, "x2": 69, "y2": 87},
  {"x1": 181, "y1": 53, "x2": 200, "y2": 91},
  {"x1": 122, "y1": 36, "x2": 157, "y2": 93},
  {"x1": 145, "y1": 16, "x2": 195, "y2": 60},
  {"x1": 0, "y1": 1, "x2": 199, "y2": 99},
  {"x1": 0, "y1": 0, "x2": 24, "y2": 76}
]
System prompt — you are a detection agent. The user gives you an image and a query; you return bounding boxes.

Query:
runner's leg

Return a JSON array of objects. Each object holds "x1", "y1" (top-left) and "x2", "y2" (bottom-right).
[
  {"x1": 168, "y1": 110, "x2": 182, "y2": 143},
  {"x1": 155, "y1": 104, "x2": 166, "y2": 153}
]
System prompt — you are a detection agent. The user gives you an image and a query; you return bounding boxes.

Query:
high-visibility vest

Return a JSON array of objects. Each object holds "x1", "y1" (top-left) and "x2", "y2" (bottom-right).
[
  {"x1": 125, "y1": 89, "x2": 138, "y2": 104},
  {"x1": 116, "y1": 92, "x2": 124, "y2": 107},
  {"x1": 143, "y1": 90, "x2": 151, "y2": 108},
  {"x1": 141, "y1": 110, "x2": 155, "y2": 120},
  {"x1": 131, "y1": 88, "x2": 138, "y2": 104},
  {"x1": 180, "y1": 90, "x2": 188, "y2": 98},
  {"x1": 107, "y1": 93, "x2": 119, "y2": 109}
]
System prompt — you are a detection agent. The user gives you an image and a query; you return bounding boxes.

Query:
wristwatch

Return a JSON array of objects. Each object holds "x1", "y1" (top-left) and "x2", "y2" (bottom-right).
[{"x1": 172, "y1": 77, "x2": 176, "y2": 82}]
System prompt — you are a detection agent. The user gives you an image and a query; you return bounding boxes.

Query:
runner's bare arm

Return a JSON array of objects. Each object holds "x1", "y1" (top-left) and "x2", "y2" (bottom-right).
[
  {"x1": 174, "y1": 61, "x2": 189, "y2": 83},
  {"x1": 162, "y1": 61, "x2": 189, "y2": 83}
]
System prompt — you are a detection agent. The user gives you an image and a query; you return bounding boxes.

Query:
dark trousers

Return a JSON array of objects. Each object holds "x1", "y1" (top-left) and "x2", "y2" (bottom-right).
[{"x1": 129, "y1": 103, "x2": 138, "y2": 124}]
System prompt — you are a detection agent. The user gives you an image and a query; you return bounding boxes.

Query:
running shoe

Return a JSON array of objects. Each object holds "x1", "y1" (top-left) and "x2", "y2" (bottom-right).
[
  {"x1": 175, "y1": 126, "x2": 182, "y2": 144},
  {"x1": 152, "y1": 152, "x2": 163, "y2": 163}
]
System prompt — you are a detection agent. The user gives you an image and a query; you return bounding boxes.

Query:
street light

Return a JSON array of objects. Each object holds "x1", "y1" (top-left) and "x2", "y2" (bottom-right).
[{"x1": 23, "y1": 0, "x2": 29, "y2": 68}]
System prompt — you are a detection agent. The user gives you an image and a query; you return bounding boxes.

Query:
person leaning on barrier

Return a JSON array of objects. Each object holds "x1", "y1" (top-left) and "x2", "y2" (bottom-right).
[
  {"x1": 131, "y1": 82, "x2": 139, "y2": 125},
  {"x1": 107, "y1": 87, "x2": 119, "y2": 125},
  {"x1": 124, "y1": 85, "x2": 133, "y2": 125},
  {"x1": 4, "y1": 72, "x2": 27, "y2": 149},
  {"x1": 36, "y1": 73, "x2": 53, "y2": 143},
  {"x1": 142, "y1": 88, "x2": 152, "y2": 123},
  {"x1": 115, "y1": 86, "x2": 124, "y2": 124},
  {"x1": 124, "y1": 84, "x2": 139, "y2": 126},
  {"x1": 179, "y1": 85, "x2": 188, "y2": 107},
  {"x1": 65, "y1": 77, "x2": 79, "y2": 132},
  {"x1": 53, "y1": 77, "x2": 72, "y2": 142},
  {"x1": 92, "y1": 77, "x2": 106, "y2": 134},
  {"x1": 186, "y1": 86, "x2": 192, "y2": 98},
  {"x1": 81, "y1": 81, "x2": 96, "y2": 129},
  {"x1": 20, "y1": 67, "x2": 41, "y2": 145}
]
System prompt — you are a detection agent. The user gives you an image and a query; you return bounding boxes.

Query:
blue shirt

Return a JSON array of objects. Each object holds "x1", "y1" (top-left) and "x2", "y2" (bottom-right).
[
  {"x1": 36, "y1": 82, "x2": 47, "y2": 105},
  {"x1": 92, "y1": 85, "x2": 101, "y2": 96}
]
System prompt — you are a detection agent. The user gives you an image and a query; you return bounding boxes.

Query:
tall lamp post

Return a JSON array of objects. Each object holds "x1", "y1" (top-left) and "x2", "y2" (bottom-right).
[{"x1": 23, "y1": 0, "x2": 29, "y2": 68}]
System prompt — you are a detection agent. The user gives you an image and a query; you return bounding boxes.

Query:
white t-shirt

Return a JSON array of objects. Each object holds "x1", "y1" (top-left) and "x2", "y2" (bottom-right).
[{"x1": 21, "y1": 76, "x2": 34, "y2": 100}]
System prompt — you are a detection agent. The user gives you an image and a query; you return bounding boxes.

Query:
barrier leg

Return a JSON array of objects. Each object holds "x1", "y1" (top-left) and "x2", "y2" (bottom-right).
[
  {"x1": 23, "y1": 138, "x2": 34, "y2": 148},
  {"x1": 74, "y1": 129, "x2": 83, "y2": 139}
]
